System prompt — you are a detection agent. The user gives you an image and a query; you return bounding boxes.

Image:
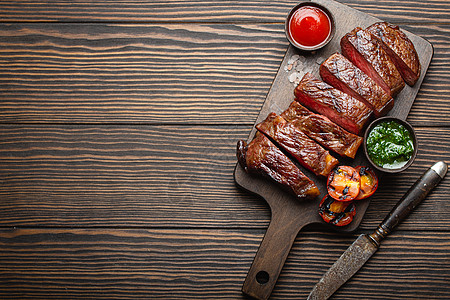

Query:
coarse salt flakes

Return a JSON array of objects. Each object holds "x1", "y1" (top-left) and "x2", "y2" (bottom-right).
[
  {"x1": 288, "y1": 72, "x2": 299, "y2": 83},
  {"x1": 287, "y1": 54, "x2": 300, "y2": 65}
]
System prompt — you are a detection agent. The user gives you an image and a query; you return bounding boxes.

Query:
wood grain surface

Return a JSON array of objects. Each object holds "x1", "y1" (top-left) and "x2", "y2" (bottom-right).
[
  {"x1": 0, "y1": 0, "x2": 449, "y2": 23},
  {"x1": 0, "y1": 125, "x2": 448, "y2": 229},
  {"x1": 235, "y1": 1, "x2": 434, "y2": 296},
  {"x1": 0, "y1": 228, "x2": 447, "y2": 299},
  {"x1": 0, "y1": 24, "x2": 449, "y2": 125},
  {"x1": 0, "y1": 0, "x2": 449, "y2": 299}
]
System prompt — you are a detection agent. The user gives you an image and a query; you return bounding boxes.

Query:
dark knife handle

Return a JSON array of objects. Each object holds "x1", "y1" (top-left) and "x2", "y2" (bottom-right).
[{"x1": 369, "y1": 161, "x2": 447, "y2": 247}]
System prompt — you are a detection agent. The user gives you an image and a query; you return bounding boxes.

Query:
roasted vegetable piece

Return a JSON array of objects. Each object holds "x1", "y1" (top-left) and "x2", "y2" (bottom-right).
[
  {"x1": 355, "y1": 166, "x2": 379, "y2": 199},
  {"x1": 319, "y1": 194, "x2": 356, "y2": 226},
  {"x1": 327, "y1": 165, "x2": 361, "y2": 201}
]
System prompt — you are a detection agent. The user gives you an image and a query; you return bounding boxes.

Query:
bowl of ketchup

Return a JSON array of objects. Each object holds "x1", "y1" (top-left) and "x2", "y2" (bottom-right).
[{"x1": 285, "y1": 2, "x2": 335, "y2": 51}]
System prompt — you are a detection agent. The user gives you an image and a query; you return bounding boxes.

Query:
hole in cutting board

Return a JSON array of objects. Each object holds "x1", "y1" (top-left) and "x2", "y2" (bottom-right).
[{"x1": 256, "y1": 271, "x2": 270, "y2": 284}]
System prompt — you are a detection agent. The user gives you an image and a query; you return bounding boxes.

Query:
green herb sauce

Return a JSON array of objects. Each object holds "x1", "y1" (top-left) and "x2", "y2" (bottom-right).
[{"x1": 366, "y1": 120, "x2": 414, "y2": 169}]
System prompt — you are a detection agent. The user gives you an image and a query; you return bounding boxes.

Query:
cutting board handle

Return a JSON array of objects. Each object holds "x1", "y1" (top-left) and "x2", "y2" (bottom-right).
[{"x1": 242, "y1": 205, "x2": 309, "y2": 300}]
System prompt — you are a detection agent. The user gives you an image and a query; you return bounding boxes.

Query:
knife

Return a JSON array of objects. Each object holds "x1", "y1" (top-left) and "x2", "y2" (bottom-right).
[{"x1": 307, "y1": 161, "x2": 448, "y2": 300}]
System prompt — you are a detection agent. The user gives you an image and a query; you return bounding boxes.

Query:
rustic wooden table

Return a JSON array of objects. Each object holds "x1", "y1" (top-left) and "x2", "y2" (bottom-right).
[{"x1": 0, "y1": 1, "x2": 449, "y2": 299}]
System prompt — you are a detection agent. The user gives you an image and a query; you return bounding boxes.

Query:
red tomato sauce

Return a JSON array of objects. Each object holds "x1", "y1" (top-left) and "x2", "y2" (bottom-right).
[{"x1": 288, "y1": 6, "x2": 331, "y2": 48}]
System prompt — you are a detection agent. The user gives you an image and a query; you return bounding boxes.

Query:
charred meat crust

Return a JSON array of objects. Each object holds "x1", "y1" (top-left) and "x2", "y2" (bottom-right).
[
  {"x1": 294, "y1": 72, "x2": 373, "y2": 136},
  {"x1": 238, "y1": 22, "x2": 421, "y2": 200},
  {"x1": 341, "y1": 27, "x2": 405, "y2": 96},
  {"x1": 236, "y1": 140, "x2": 248, "y2": 172},
  {"x1": 320, "y1": 52, "x2": 394, "y2": 117},
  {"x1": 367, "y1": 22, "x2": 421, "y2": 86},
  {"x1": 236, "y1": 132, "x2": 320, "y2": 199},
  {"x1": 256, "y1": 112, "x2": 339, "y2": 177},
  {"x1": 281, "y1": 101, "x2": 363, "y2": 158}
]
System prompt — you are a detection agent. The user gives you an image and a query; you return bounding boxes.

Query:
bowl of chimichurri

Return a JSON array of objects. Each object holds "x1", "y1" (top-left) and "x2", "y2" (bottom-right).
[{"x1": 363, "y1": 117, "x2": 418, "y2": 173}]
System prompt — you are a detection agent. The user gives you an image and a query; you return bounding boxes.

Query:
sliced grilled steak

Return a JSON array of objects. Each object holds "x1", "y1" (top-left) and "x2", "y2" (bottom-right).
[
  {"x1": 237, "y1": 132, "x2": 320, "y2": 199},
  {"x1": 256, "y1": 112, "x2": 339, "y2": 177},
  {"x1": 320, "y1": 52, "x2": 394, "y2": 117},
  {"x1": 367, "y1": 22, "x2": 421, "y2": 86},
  {"x1": 294, "y1": 72, "x2": 372, "y2": 135},
  {"x1": 281, "y1": 101, "x2": 363, "y2": 158},
  {"x1": 341, "y1": 27, "x2": 405, "y2": 96}
]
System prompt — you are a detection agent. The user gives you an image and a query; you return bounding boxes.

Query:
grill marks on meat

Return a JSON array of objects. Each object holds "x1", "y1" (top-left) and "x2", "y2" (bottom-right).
[
  {"x1": 294, "y1": 72, "x2": 372, "y2": 135},
  {"x1": 237, "y1": 22, "x2": 420, "y2": 200},
  {"x1": 341, "y1": 27, "x2": 405, "y2": 96},
  {"x1": 237, "y1": 132, "x2": 320, "y2": 199},
  {"x1": 256, "y1": 113, "x2": 339, "y2": 177},
  {"x1": 320, "y1": 53, "x2": 394, "y2": 117},
  {"x1": 281, "y1": 101, "x2": 363, "y2": 158},
  {"x1": 367, "y1": 22, "x2": 421, "y2": 86}
]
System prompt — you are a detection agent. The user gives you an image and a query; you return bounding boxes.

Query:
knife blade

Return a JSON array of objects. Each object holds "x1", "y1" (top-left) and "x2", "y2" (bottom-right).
[{"x1": 307, "y1": 161, "x2": 448, "y2": 300}]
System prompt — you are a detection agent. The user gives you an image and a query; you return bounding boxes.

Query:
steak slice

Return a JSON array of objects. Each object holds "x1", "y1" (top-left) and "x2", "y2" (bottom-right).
[
  {"x1": 281, "y1": 101, "x2": 363, "y2": 158},
  {"x1": 294, "y1": 72, "x2": 372, "y2": 135},
  {"x1": 320, "y1": 52, "x2": 394, "y2": 117},
  {"x1": 341, "y1": 27, "x2": 405, "y2": 96},
  {"x1": 256, "y1": 112, "x2": 339, "y2": 177},
  {"x1": 237, "y1": 132, "x2": 320, "y2": 199},
  {"x1": 367, "y1": 22, "x2": 421, "y2": 86}
]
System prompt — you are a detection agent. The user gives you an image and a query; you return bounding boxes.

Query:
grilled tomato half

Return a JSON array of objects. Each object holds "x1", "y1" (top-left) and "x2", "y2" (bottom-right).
[
  {"x1": 355, "y1": 166, "x2": 378, "y2": 200},
  {"x1": 319, "y1": 194, "x2": 356, "y2": 226},
  {"x1": 327, "y1": 166, "x2": 361, "y2": 201}
]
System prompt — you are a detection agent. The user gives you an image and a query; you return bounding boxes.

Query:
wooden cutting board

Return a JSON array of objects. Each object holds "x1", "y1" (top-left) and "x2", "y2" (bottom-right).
[{"x1": 234, "y1": 0, "x2": 433, "y2": 299}]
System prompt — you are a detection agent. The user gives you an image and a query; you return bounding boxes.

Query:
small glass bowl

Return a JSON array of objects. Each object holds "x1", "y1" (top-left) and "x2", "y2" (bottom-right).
[
  {"x1": 363, "y1": 116, "x2": 418, "y2": 174},
  {"x1": 285, "y1": 2, "x2": 336, "y2": 51}
]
